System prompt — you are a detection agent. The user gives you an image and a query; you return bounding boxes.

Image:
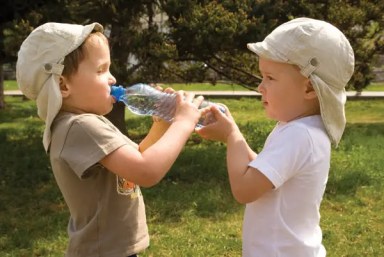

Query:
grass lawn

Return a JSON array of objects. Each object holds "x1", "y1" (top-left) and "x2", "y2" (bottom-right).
[
  {"x1": 3, "y1": 80, "x2": 18, "y2": 90},
  {"x1": 0, "y1": 96, "x2": 383, "y2": 256},
  {"x1": 364, "y1": 82, "x2": 384, "y2": 91}
]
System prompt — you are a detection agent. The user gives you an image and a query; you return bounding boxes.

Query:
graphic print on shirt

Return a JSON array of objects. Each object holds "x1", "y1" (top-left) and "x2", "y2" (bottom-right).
[{"x1": 116, "y1": 175, "x2": 141, "y2": 198}]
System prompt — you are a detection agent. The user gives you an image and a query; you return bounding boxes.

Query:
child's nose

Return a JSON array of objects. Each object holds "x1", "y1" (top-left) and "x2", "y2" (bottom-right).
[
  {"x1": 109, "y1": 73, "x2": 117, "y2": 85},
  {"x1": 257, "y1": 82, "x2": 265, "y2": 93}
]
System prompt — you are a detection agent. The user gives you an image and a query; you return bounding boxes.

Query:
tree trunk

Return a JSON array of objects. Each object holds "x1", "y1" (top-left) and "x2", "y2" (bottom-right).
[
  {"x1": 0, "y1": 62, "x2": 4, "y2": 109},
  {"x1": 104, "y1": 102, "x2": 128, "y2": 136}
]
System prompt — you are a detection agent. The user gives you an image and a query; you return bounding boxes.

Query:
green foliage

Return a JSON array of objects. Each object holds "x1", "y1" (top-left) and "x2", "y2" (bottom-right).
[
  {"x1": 163, "y1": 0, "x2": 262, "y2": 87},
  {"x1": 0, "y1": 0, "x2": 71, "y2": 62},
  {"x1": 2, "y1": 96, "x2": 383, "y2": 256},
  {"x1": 324, "y1": 1, "x2": 384, "y2": 91},
  {"x1": 162, "y1": 0, "x2": 384, "y2": 90}
]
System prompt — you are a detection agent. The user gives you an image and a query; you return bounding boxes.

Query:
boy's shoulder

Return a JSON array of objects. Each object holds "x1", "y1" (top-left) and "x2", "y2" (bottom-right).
[
  {"x1": 52, "y1": 112, "x2": 118, "y2": 139},
  {"x1": 273, "y1": 115, "x2": 328, "y2": 142},
  {"x1": 50, "y1": 112, "x2": 131, "y2": 154},
  {"x1": 280, "y1": 115, "x2": 324, "y2": 130},
  {"x1": 55, "y1": 112, "x2": 111, "y2": 127}
]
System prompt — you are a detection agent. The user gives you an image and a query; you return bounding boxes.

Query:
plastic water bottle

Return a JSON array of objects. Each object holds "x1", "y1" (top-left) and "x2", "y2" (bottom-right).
[{"x1": 110, "y1": 83, "x2": 225, "y2": 127}]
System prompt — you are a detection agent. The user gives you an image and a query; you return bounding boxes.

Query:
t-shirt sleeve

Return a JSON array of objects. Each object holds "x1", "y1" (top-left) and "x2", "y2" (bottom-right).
[
  {"x1": 60, "y1": 115, "x2": 130, "y2": 178},
  {"x1": 248, "y1": 125, "x2": 314, "y2": 189}
]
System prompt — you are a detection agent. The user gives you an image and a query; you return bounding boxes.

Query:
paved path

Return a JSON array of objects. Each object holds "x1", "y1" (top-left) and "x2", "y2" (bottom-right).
[
  {"x1": 191, "y1": 90, "x2": 384, "y2": 99},
  {"x1": 4, "y1": 89, "x2": 384, "y2": 99},
  {"x1": 4, "y1": 90, "x2": 25, "y2": 97}
]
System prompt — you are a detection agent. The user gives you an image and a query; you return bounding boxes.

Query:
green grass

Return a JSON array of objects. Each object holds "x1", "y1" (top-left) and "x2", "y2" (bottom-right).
[
  {"x1": 365, "y1": 82, "x2": 384, "y2": 91},
  {"x1": 3, "y1": 80, "x2": 18, "y2": 90},
  {"x1": 1, "y1": 96, "x2": 384, "y2": 256}
]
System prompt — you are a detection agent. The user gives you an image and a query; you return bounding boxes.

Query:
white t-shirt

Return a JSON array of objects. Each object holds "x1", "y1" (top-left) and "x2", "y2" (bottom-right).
[{"x1": 245, "y1": 115, "x2": 330, "y2": 257}]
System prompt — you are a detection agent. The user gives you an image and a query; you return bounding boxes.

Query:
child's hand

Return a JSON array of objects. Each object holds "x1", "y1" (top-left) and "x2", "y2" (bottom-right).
[
  {"x1": 173, "y1": 91, "x2": 203, "y2": 128},
  {"x1": 196, "y1": 104, "x2": 239, "y2": 143}
]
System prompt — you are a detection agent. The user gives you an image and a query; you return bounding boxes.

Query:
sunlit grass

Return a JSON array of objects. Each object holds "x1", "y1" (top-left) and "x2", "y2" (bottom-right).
[
  {"x1": 3, "y1": 80, "x2": 18, "y2": 90},
  {"x1": 366, "y1": 82, "x2": 384, "y2": 91}
]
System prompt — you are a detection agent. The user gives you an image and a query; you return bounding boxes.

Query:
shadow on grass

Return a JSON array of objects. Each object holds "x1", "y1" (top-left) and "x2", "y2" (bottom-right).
[
  {"x1": 325, "y1": 170, "x2": 372, "y2": 196},
  {"x1": 0, "y1": 123, "x2": 68, "y2": 253},
  {"x1": 325, "y1": 122, "x2": 384, "y2": 198}
]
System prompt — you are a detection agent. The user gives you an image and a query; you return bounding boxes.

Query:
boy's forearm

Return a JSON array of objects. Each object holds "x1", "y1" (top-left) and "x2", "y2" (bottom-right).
[
  {"x1": 146, "y1": 119, "x2": 194, "y2": 159},
  {"x1": 226, "y1": 131, "x2": 257, "y2": 200},
  {"x1": 139, "y1": 120, "x2": 195, "y2": 185},
  {"x1": 226, "y1": 132, "x2": 256, "y2": 173},
  {"x1": 139, "y1": 120, "x2": 170, "y2": 152}
]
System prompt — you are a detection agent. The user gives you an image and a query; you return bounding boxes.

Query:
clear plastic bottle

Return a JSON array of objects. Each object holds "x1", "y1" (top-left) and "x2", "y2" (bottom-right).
[{"x1": 110, "y1": 83, "x2": 225, "y2": 127}]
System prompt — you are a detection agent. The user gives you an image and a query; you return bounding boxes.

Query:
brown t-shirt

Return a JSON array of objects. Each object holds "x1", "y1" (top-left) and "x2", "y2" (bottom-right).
[{"x1": 50, "y1": 112, "x2": 149, "y2": 257}]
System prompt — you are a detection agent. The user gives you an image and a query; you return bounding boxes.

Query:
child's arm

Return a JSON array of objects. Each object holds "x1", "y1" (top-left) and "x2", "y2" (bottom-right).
[
  {"x1": 139, "y1": 86, "x2": 178, "y2": 152},
  {"x1": 197, "y1": 105, "x2": 274, "y2": 204},
  {"x1": 100, "y1": 91, "x2": 203, "y2": 187},
  {"x1": 139, "y1": 118, "x2": 170, "y2": 153},
  {"x1": 224, "y1": 126, "x2": 274, "y2": 204}
]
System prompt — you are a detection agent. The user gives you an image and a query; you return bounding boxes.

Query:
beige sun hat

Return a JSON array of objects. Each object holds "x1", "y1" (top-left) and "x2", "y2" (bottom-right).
[
  {"x1": 16, "y1": 22, "x2": 103, "y2": 152},
  {"x1": 247, "y1": 17, "x2": 355, "y2": 145}
]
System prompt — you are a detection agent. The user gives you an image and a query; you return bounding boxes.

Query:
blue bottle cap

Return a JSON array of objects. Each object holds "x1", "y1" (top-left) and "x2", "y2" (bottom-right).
[{"x1": 110, "y1": 85, "x2": 126, "y2": 101}]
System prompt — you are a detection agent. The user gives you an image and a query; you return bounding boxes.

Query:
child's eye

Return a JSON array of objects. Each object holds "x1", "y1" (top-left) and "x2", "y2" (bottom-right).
[{"x1": 262, "y1": 75, "x2": 273, "y2": 81}]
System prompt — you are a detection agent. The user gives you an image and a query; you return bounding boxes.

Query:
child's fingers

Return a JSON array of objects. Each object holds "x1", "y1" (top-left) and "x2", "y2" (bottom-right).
[
  {"x1": 210, "y1": 104, "x2": 230, "y2": 120},
  {"x1": 193, "y1": 95, "x2": 204, "y2": 107},
  {"x1": 174, "y1": 90, "x2": 185, "y2": 102},
  {"x1": 182, "y1": 91, "x2": 196, "y2": 103},
  {"x1": 149, "y1": 83, "x2": 163, "y2": 91},
  {"x1": 150, "y1": 83, "x2": 175, "y2": 94},
  {"x1": 163, "y1": 87, "x2": 175, "y2": 94},
  {"x1": 216, "y1": 103, "x2": 228, "y2": 112}
]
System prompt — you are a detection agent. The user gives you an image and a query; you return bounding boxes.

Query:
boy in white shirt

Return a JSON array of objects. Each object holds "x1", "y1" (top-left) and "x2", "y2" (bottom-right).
[{"x1": 197, "y1": 17, "x2": 355, "y2": 257}]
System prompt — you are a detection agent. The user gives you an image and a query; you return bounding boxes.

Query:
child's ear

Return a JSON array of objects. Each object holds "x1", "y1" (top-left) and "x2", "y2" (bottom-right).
[
  {"x1": 59, "y1": 76, "x2": 70, "y2": 98},
  {"x1": 304, "y1": 80, "x2": 317, "y2": 100}
]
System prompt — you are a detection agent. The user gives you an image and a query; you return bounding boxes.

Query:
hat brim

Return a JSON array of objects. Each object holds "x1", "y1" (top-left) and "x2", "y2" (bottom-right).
[
  {"x1": 65, "y1": 22, "x2": 103, "y2": 56},
  {"x1": 247, "y1": 42, "x2": 290, "y2": 63}
]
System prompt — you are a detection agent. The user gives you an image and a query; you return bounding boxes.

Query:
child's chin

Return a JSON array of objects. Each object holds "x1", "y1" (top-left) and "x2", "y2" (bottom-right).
[
  {"x1": 104, "y1": 108, "x2": 114, "y2": 116},
  {"x1": 99, "y1": 106, "x2": 114, "y2": 116}
]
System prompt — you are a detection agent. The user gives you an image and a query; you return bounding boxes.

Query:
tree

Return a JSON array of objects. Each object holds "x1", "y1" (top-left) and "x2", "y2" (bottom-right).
[
  {"x1": 158, "y1": 0, "x2": 384, "y2": 91},
  {"x1": 323, "y1": 0, "x2": 384, "y2": 91},
  {"x1": 0, "y1": 1, "x2": 37, "y2": 108},
  {"x1": 1, "y1": 0, "x2": 163, "y2": 134},
  {"x1": 0, "y1": 0, "x2": 71, "y2": 108},
  {"x1": 2, "y1": 0, "x2": 384, "y2": 131}
]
